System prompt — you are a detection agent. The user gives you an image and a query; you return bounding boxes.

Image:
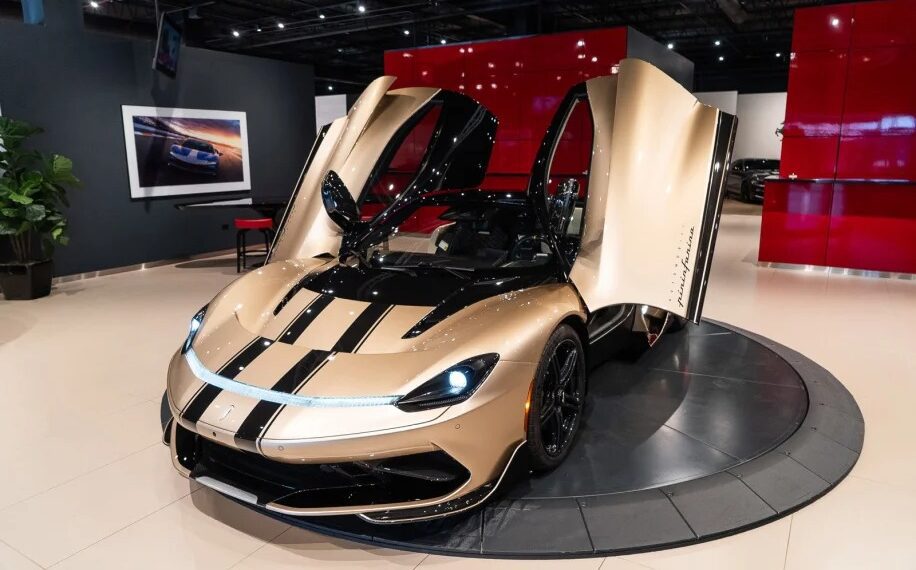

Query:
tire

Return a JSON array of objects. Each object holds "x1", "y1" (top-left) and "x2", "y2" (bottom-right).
[
  {"x1": 740, "y1": 181, "x2": 751, "y2": 202},
  {"x1": 526, "y1": 324, "x2": 587, "y2": 471}
]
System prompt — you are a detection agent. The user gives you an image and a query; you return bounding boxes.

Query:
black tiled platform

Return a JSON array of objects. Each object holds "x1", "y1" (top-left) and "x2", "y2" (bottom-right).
[{"x1": 239, "y1": 320, "x2": 863, "y2": 558}]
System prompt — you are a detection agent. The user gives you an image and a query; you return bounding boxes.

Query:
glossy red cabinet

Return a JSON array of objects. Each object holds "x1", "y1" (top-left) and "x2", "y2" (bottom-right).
[{"x1": 761, "y1": 0, "x2": 916, "y2": 273}]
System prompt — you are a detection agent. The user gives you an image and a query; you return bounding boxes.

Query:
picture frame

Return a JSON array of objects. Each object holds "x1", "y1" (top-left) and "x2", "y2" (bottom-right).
[{"x1": 121, "y1": 105, "x2": 251, "y2": 199}]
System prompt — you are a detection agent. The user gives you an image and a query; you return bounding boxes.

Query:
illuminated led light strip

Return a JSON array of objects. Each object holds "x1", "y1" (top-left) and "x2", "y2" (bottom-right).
[{"x1": 185, "y1": 349, "x2": 400, "y2": 408}]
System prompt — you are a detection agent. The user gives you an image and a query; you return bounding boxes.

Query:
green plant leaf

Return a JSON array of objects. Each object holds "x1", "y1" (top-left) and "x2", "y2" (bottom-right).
[
  {"x1": 8, "y1": 193, "x2": 33, "y2": 205},
  {"x1": 24, "y1": 204, "x2": 47, "y2": 222},
  {"x1": 1, "y1": 207, "x2": 18, "y2": 218},
  {"x1": 0, "y1": 221, "x2": 16, "y2": 235}
]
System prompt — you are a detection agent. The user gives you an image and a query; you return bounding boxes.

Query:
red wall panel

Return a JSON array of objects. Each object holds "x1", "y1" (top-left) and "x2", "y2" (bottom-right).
[
  {"x1": 761, "y1": 0, "x2": 916, "y2": 273},
  {"x1": 759, "y1": 181, "x2": 834, "y2": 265},
  {"x1": 837, "y1": 135, "x2": 916, "y2": 181},
  {"x1": 841, "y1": 46, "x2": 916, "y2": 138},
  {"x1": 791, "y1": 4, "x2": 854, "y2": 52},
  {"x1": 782, "y1": 50, "x2": 847, "y2": 137},
  {"x1": 385, "y1": 28, "x2": 629, "y2": 189},
  {"x1": 779, "y1": 136, "x2": 839, "y2": 179},
  {"x1": 826, "y1": 183, "x2": 916, "y2": 272},
  {"x1": 851, "y1": 0, "x2": 916, "y2": 48}
]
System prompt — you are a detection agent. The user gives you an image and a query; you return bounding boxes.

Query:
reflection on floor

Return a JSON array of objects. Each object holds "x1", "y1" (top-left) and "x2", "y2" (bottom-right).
[{"x1": 0, "y1": 214, "x2": 913, "y2": 569}]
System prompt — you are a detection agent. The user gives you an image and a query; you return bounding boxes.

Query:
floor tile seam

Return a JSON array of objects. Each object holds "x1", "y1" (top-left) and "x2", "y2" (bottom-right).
[
  {"x1": 659, "y1": 488, "x2": 698, "y2": 540},
  {"x1": 44, "y1": 488, "x2": 195, "y2": 568},
  {"x1": 0, "y1": 442, "x2": 162, "y2": 514},
  {"x1": 574, "y1": 497, "x2": 597, "y2": 553},
  {"x1": 727, "y1": 470, "x2": 778, "y2": 515},
  {"x1": 0, "y1": 536, "x2": 46, "y2": 570}
]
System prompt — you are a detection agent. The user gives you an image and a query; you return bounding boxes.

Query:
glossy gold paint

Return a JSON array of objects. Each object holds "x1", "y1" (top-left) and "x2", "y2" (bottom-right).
[
  {"x1": 571, "y1": 58, "x2": 732, "y2": 319},
  {"x1": 166, "y1": 61, "x2": 734, "y2": 519}
]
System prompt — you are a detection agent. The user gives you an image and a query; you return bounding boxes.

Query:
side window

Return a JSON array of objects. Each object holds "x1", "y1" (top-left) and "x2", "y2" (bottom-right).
[
  {"x1": 358, "y1": 103, "x2": 443, "y2": 220},
  {"x1": 546, "y1": 98, "x2": 594, "y2": 240}
]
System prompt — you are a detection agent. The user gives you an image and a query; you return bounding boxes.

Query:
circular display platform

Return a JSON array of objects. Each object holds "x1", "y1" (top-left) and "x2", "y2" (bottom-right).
[{"x1": 264, "y1": 320, "x2": 864, "y2": 558}]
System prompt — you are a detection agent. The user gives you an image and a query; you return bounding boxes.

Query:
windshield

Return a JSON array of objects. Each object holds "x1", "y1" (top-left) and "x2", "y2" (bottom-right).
[
  {"x1": 357, "y1": 191, "x2": 555, "y2": 274},
  {"x1": 183, "y1": 140, "x2": 214, "y2": 153}
]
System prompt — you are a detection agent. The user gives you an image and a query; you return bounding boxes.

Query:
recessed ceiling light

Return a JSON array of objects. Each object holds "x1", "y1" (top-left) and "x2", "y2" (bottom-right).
[
  {"x1": 440, "y1": 39, "x2": 447, "y2": 44},
  {"x1": 319, "y1": 13, "x2": 325, "y2": 19},
  {"x1": 403, "y1": 29, "x2": 410, "y2": 36},
  {"x1": 591, "y1": 56, "x2": 598, "y2": 62},
  {"x1": 667, "y1": 42, "x2": 674, "y2": 49},
  {"x1": 714, "y1": 39, "x2": 721, "y2": 46},
  {"x1": 776, "y1": 52, "x2": 782, "y2": 57},
  {"x1": 337, "y1": 47, "x2": 343, "y2": 53},
  {"x1": 576, "y1": 39, "x2": 585, "y2": 47},
  {"x1": 718, "y1": 55, "x2": 725, "y2": 61},
  {"x1": 328, "y1": 85, "x2": 334, "y2": 91},
  {"x1": 277, "y1": 22, "x2": 285, "y2": 29},
  {"x1": 89, "y1": 0, "x2": 100, "y2": 8},
  {"x1": 232, "y1": 30, "x2": 240, "y2": 37},
  {"x1": 830, "y1": 17, "x2": 840, "y2": 27},
  {"x1": 357, "y1": 4, "x2": 366, "y2": 13},
  {"x1": 256, "y1": 26, "x2": 262, "y2": 32}
]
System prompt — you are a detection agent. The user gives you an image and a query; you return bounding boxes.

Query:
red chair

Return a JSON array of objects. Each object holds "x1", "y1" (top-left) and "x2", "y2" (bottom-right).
[{"x1": 234, "y1": 218, "x2": 275, "y2": 272}]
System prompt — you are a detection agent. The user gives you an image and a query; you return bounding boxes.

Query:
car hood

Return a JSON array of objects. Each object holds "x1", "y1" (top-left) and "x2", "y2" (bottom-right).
[{"x1": 186, "y1": 258, "x2": 574, "y2": 398}]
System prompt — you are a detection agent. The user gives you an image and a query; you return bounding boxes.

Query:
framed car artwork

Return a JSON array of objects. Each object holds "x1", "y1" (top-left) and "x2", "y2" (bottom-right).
[{"x1": 120, "y1": 105, "x2": 251, "y2": 199}]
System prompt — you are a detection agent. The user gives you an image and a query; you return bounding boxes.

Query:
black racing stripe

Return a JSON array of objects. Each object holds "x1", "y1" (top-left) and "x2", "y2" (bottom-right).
[
  {"x1": 182, "y1": 337, "x2": 273, "y2": 423},
  {"x1": 234, "y1": 350, "x2": 332, "y2": 443},
  {"x1": 332, "y1": 302, "x2": 392, "y2": 353},
  {"x1": 279, "y1": 294, "x2": 334, "y2": 344}
]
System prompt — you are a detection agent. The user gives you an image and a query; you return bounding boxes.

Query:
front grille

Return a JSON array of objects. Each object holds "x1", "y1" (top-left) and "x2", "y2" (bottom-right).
[{"x1": 174, "y1": 424, "x2": 469, "y2": 510}]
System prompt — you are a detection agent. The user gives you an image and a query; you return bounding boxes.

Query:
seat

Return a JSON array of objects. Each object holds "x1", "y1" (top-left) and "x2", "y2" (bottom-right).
[{"x1": 234, "y1": 218, "x2": 274, "y2": 272}]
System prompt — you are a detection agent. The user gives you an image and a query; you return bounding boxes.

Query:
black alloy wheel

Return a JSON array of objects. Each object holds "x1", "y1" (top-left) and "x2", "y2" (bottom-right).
[{"x1": 526, "y1": 324, "x2": 587, "y2": 471}]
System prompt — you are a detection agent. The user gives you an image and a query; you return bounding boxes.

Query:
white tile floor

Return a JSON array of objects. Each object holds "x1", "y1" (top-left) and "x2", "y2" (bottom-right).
[{"x1": 0, "y1": 213, "x2": 914, "y2": 569}]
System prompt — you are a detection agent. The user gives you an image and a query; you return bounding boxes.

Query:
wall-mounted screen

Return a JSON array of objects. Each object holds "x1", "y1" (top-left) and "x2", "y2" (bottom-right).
[
  {"x1": 153, "y1": 14, "x2": 182, "y2": 78},
  {"x1": 121, "y1": 106, "x2": 251, "y2": 199}
]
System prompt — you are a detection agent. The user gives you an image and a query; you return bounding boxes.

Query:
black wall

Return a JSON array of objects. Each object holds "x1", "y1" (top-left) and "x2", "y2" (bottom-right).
[{"x1": 0, "y1": 1, "x2": 315, "y2": 276}]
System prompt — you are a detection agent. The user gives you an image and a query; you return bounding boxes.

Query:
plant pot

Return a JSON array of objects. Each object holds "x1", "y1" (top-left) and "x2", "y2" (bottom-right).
[{"x1": 0, "y1": 259, "x2": 53, "y2": 300}]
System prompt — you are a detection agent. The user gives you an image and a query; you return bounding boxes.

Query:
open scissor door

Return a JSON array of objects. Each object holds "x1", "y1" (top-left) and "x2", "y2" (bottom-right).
[{"x1": 530, "y1": 59, "x2": 737, "y2": 323}]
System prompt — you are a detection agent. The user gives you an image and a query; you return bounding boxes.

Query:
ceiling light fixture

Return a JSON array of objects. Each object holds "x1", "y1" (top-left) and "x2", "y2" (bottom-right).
[
  {"x1": 357, "y1": 4, "x2": 366, "y2": 13},
  {"x1": 776, "y1": 52, "x2": 782, "y2": 57},
  {"x1": 232, "y1": 30, "x2": 240, "y2": 37},
  {"x1": 256, "y1": 26, "x2": 262, "y2": 32},
  {"x1": 319, "y1": 13, "x2": 325, "y2": 19},
  {"x1": 440, "y1": 39, "x2": 447, "y2": 44},
  {"x1": 403, "y1": 29, "x2": 410, "y2": 36},
  {"x1": 667, "y1": 42, "x2": 674, "y2": 49},
  {"x1": 830, "y1": 17, "x2": 840, "y2": 27},
  {"x1": 714, "y1": 39, "x2": 721, "y2": 46},
  {"x1": 277, "y1": 22, "x2": 285, "y2": 29},
  {"x1": 718, "y1": 55, "x2": 725, "y2": 61},
  {"x1": 89, "y1": 0, "x2": 100, "y2": 7},
  {"x1": 328, "y1": 85, "x2": 334, "y2": 91}
]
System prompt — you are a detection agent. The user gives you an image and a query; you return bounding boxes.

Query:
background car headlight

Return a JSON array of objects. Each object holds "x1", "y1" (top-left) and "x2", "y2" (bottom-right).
[
  {"x1": 182, "y1": 306, "x2": 208, "y2": 354},
  {"x1": 396, "y1": 354, "x2": 499, "y2": 412}
]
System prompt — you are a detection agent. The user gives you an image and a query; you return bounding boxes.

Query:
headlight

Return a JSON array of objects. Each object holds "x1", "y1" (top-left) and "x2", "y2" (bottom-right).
[
  {"x1": 182, "y1": 306, "x2": 208, "y2": 354},
  {"x1": 396, "y1": 354, "x2": 499, "y2": 412}
]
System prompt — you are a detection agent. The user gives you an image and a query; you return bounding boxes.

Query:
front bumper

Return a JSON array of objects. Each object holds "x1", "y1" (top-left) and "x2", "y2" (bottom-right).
[{"x1": 166, "y1": 356, "x2": 535, "y2": 521}]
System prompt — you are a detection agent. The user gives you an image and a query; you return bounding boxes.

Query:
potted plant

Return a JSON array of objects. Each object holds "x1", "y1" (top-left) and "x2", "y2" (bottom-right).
[{"x1": 0, "y1": 117, "x2": 79, "y2": 300}]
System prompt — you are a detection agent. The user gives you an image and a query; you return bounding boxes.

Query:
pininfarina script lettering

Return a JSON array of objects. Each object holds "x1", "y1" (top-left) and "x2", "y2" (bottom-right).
[{"x1": 676, "y1": 226, "x2": 695, "y2": 308}]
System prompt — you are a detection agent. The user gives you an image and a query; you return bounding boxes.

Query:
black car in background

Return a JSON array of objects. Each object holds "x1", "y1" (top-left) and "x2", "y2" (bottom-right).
[{"x1": 726, "y1": 158, "x2": 779, "y2": 202}]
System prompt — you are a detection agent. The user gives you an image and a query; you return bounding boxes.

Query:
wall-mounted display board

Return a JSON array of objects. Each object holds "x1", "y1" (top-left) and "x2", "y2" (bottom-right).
[{"x1": 121, "y1": 106, "x2": 251, "y2": 199}]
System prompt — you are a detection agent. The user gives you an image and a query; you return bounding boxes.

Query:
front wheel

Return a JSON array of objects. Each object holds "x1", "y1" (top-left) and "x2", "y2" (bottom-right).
[{"x1": 526, "y1": 324, "x2": 587, "y2": 471}]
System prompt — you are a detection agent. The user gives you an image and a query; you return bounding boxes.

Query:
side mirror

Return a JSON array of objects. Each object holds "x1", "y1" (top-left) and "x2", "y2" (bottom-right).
[
  {"x1": 548, "y1": 178, "x2": 579, "y2": 236},
  {"x1": 321, "y1": 170, "x2": 360, "y2": 231}
]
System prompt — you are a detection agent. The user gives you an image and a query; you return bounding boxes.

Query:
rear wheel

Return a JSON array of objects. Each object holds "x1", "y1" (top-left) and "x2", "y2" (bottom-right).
[{"x1": 526, "y1": 324, "x2": 587, "y2": 471}]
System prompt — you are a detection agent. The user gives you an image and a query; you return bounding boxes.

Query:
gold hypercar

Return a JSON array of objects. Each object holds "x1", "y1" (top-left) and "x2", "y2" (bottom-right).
[{"x1": 164, "y1": 59, "x2": 737, "y2": 523}]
